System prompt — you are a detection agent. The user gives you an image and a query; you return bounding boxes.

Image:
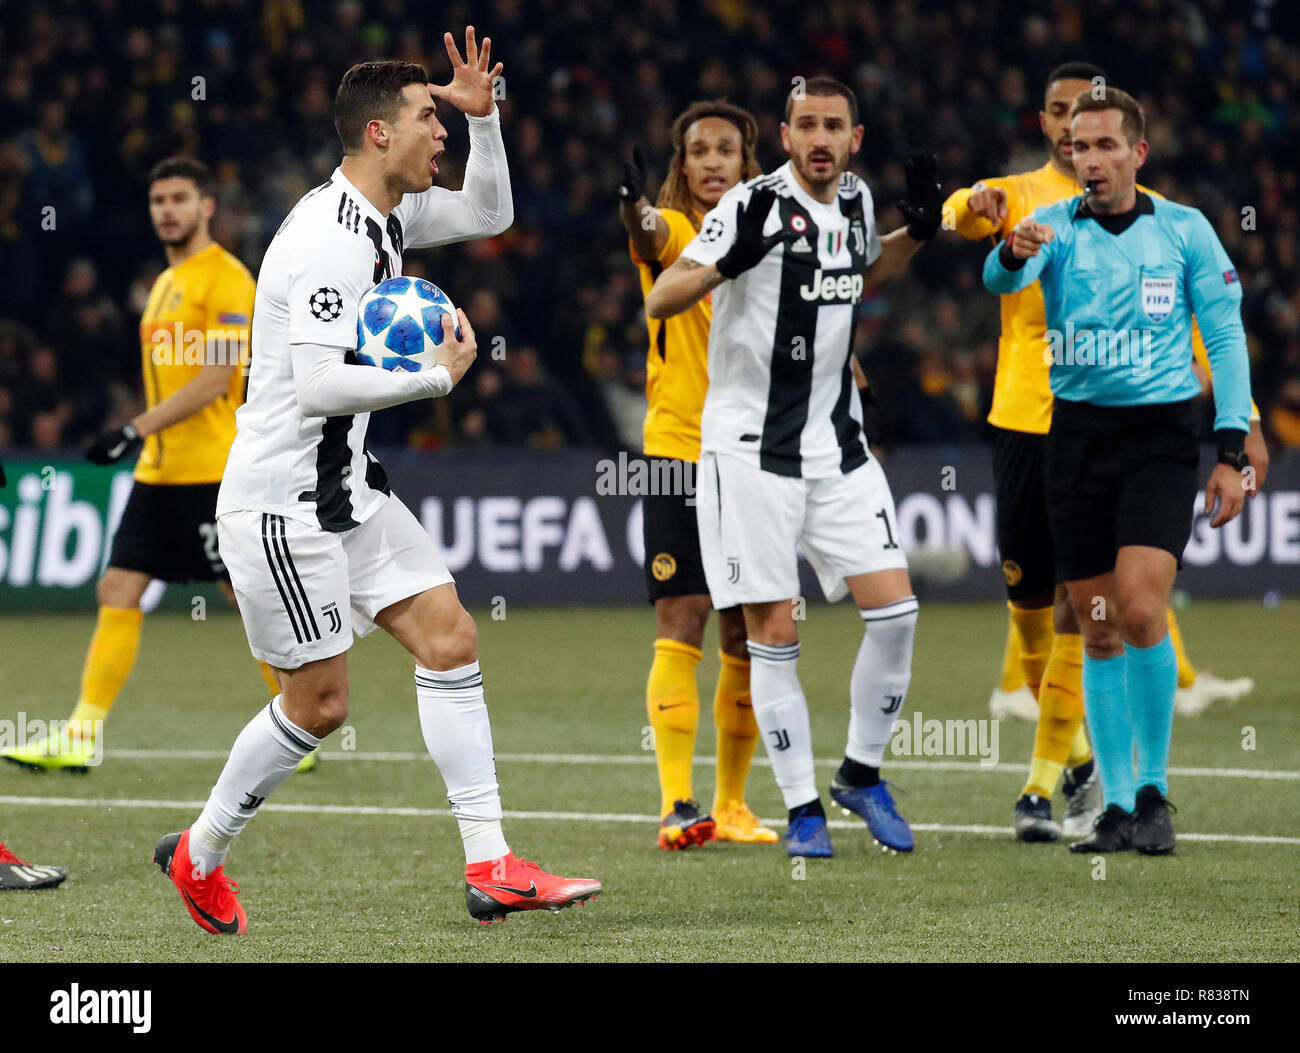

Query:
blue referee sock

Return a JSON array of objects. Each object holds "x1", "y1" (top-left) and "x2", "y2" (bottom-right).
[
  {"x1": 1128, "y1": 635, "x2": 1178, "y2": 796},
  {"x1": 1082, "y1": 651, "x2": 1136, "y2": 812}
]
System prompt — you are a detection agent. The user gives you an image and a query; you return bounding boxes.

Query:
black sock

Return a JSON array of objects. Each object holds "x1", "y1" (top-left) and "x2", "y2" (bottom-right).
[
  {"x1": 1068, "y1": 758, "x2": 1095, "y2": 785},
  {"x1": 788, "y1": 798, "x2": 825, "y2": 824},
  {"x1": 837, "y1": 757, "x2": 880, "y2": 788}
]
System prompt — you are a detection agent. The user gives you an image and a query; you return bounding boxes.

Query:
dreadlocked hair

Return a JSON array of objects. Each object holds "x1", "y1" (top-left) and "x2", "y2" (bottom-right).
[{"x1": 656, "y1": 99, "x2": 761, "y2": 230}]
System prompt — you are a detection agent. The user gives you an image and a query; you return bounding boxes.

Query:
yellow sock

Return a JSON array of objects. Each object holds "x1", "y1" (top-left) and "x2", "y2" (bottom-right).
[
  {"x1": 1023, "y1": 631, "x2": 1084, "y2": 798},
  {"x1": 1167, "y1": 608, "x2": 1196, "y2": 688},
  {"x1": 71, "y1": 607, "x2": 144, "y2": 727},
  {"x1": 1066, "y1": 725, "x2": 1092, "y2": 769},
  {"x1": 712, "y1": 651, "x2": 757, "y2": 813},
  {"x1": 67, "y1": 700, "x2": 109, "y2": 741},
  {"x1": 257, "y1": 661, "x2": 280, "y2": 698},
  {"x1": 998, "y1": 616, "x2": 1024, "y2": 693},
  {"x1": 1009, "y1": 603, "x2": 1053, "y2": 697},
  {"x1": 647, "y1": 639, "x2": 702, "y2": 816}
]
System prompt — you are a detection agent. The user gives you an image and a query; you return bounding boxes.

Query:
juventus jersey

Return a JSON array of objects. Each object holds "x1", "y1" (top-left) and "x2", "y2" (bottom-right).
[
  {"x1": 681, "y1": 162, "x2": 882, "y2": 478},
  {"x1": 218, "y1": 112, "x2": 509, "y2": 532}
]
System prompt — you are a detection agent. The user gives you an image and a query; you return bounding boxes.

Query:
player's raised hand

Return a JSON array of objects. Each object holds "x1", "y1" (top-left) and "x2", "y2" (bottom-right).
[
  {"x1": 968, "y1": 182, "x2": 1008, "y2": 224},
  {"x1": 618, "y1": 146, "x2": 647, "y2": 203},
  {"x1": 429, "y1": 26, "x2": 503, "y2": 118},
  {"x1": 1010, "y1": 218, "x2": 1054, "y2": 259},
  {"x1": 898, "y1": 151, "x2": 942, "y2": 241},
  {"x1": 436, "y1": 309, "x2": 477, "y2": 386},
  {"x1": 715, "y1": 187, "x2": 797, "y2": 279},
  {"x1": 1205, "y1": 463, "x2": 1247, "y2": 528}
]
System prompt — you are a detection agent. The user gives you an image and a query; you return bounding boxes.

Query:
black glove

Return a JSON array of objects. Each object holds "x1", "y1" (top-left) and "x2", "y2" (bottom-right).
[
  {"x1": 859, "y1": 384, "x2": 886, "y2": 448},
  {"x1": 898, "y1": 151, "x2": 942, "y2": 241},
  {"x1": 0, "y1": 457, "x2": 6, "y2": 487},
  {"x1": 87, "y1": 423, "x2": 143, "y2": 465},
  {"x1": 715, "y1": 187, "x2": 796, "y2": 279},
  {"x1": 618, "y1": 146, "x2": 646, "y2": 202}
]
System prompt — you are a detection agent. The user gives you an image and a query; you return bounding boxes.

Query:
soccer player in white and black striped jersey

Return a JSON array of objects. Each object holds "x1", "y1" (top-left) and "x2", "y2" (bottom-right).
[
  {"x1": 151, "y1": 33, "x2": 600, "y2": 933},
  {"x1": 647, "y1": 77, "x2": 943, "y2": 857}
]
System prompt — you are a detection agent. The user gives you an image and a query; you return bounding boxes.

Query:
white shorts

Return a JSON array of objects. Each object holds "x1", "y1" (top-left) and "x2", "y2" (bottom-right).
[
  {"x1": 217, "y1": 496, "x2": 453, "y2": 669},
  {"x1": 695, "y1": 451, "x2": 909, "y2": 608}
]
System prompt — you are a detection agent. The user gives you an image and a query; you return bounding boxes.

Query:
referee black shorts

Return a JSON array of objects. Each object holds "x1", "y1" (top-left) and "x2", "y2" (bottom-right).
[
  {"x1": 1046, "y1": 398, "x2": 1199, "y2": 583},
  {"x1": 108, "y1": 481, "x2": 229, "y2": 582},
  {"x1": 991, "y1": 426, "x2": 1057, "y2": 602},
  {"x1": 641, "y1": 457, "x2": 710, "y2": 603}
]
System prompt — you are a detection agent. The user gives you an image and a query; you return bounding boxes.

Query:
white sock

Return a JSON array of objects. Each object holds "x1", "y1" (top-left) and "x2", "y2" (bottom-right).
[
  {"x1": 846, "y1": 598, "x2": 918, "y2": 767},
  {"x1": 746, "y1": 640, "x2": 817, "y2": 809},
  {"x1": 190, "y1": 696, "x2": 320, "y2": 876},
  {"x1": 415, "y1": 662, "x2": 508, "y2": 864}
]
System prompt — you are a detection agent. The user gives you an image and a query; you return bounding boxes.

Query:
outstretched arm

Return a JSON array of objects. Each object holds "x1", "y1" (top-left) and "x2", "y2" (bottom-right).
[
  {"x1": 983, "y1": 217, "x2": 1055, "y2": 293},
  {"x1": 405, "y1": 28, "x2": 512, "y2": 247},
  {"x1": 645, "y1": 256, "x2": 726, "y2": 319}
]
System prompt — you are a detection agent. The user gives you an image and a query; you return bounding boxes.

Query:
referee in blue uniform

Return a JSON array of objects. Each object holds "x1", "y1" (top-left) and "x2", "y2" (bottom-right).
[{"x1": 984, "y1": 86, "x2": 1252, "y2": 856}]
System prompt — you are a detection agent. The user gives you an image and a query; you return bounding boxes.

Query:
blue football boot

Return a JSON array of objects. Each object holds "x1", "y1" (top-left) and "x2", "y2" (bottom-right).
[
  {"x1": 830, "y1": 778, "x2": 914, "y2": 852},
  {"x1": 784, "y1": 809, "x2": 834, "y2": 858}
]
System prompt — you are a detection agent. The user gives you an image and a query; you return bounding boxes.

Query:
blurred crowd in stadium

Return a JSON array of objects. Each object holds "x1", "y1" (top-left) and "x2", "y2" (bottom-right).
[{"x1": 1, "y1": 0, "x2": 1297, "y2": 455}]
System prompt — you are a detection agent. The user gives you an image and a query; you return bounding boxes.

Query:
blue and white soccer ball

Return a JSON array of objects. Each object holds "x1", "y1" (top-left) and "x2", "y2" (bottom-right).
[{"x1": 355, "y1": 276, "x2": 462, "y2": 372}]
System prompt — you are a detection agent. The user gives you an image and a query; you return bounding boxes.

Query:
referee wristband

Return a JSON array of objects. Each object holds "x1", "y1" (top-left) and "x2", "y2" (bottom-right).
[{"x1": 998, "y1": 238, "x2": 1027, "y2": 271}]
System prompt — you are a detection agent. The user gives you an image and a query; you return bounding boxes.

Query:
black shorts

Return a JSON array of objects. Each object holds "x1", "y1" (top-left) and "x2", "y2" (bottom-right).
[
  {"x1": 1046, "y1": 398, "x2": 1199, "y2": 582},
  {"x1": 642, "y1": 459, "x2": 709, "y2": 602},
  {"x1": 991, "y1": 427, "x2": 1057, "y2": 602},
  {"x1": 108, "y1": 481, "x2": 228, "y2": 582}
]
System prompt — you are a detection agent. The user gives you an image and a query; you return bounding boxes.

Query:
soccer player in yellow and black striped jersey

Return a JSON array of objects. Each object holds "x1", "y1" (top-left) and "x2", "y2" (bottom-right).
[
  {"x1": 2, "y1": 157, "x2": 303, "y2": 772},
  {"x1": 945, "y1": 63, "x2": 1264, "y2": 839},
  {"x1": 619, "y1": 100, "x2": 777, "y2": 848}
]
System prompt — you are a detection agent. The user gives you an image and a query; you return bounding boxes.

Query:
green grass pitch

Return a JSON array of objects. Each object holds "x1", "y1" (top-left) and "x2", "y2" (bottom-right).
[{"x1": 0, "y1": 600, "x2": 1296, "y2": 962}]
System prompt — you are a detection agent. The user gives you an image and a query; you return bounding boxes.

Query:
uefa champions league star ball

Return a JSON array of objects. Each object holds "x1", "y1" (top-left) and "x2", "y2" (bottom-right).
[{"x1": 355, "y1": 276, "x2": 463, "y2": 372}]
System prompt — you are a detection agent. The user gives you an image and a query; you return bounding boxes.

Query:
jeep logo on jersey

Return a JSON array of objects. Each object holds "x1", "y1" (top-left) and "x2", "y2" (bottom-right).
[
  {"x1": 309, "y1": 287, "x2": 343, "y2": 321},
  {"x1": 1141, "y1": 277, "x2": 1175, "y2": 323},
  {"x1": 799, "y1": 268, "x2": 865, "y2": 304}
]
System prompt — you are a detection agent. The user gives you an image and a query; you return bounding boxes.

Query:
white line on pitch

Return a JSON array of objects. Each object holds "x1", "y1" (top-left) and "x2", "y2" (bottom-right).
[
  {"x1": 100, "y1": 748, "x2": 1300, "y2": 781},
  {"x1": 1, "y1": 794, "x2": 1297, "y2": 846}
]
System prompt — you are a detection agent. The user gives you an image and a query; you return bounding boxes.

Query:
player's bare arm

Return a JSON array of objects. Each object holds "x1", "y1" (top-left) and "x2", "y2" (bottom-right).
[
  {"x1": 617, "y1": 146, "x2": 670, "y2": 261},
  {"x1": 130, "y1": 361, "x2": 239, "y2": 437},
  {"x1": 645, "y1": 256, "x2": 725, "y2": 319},
  {"x1": 865, "y1": 227, "x2": 925, "y2": 285},
  {"x1": 647, "y1": 186, "x2": 791, "y2": 319},
  {"x1": 429, "y1": 26, "x2": 502, "y2": 117},
  {"x1": 88, "y1": 355, "x2": 238, "y2": 465}
]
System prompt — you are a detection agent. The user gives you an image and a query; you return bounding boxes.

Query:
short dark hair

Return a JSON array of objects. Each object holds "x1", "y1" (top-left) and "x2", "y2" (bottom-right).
[
  {"x1": 147, "y1": 156, "x2": 214, "y2": 197},
  {"x1": 785, "y1": 76, "x2": 859, "y2": 126},
  {"x1": 1071, "y1": 85, "x2": 1146, "y2": 145},
  {"x1": 334, "y1": 60, "x2": 429, "y2": 153},
  {"x1": 1046, "y1": 62, "x2": 1108, "y2": 96}
]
